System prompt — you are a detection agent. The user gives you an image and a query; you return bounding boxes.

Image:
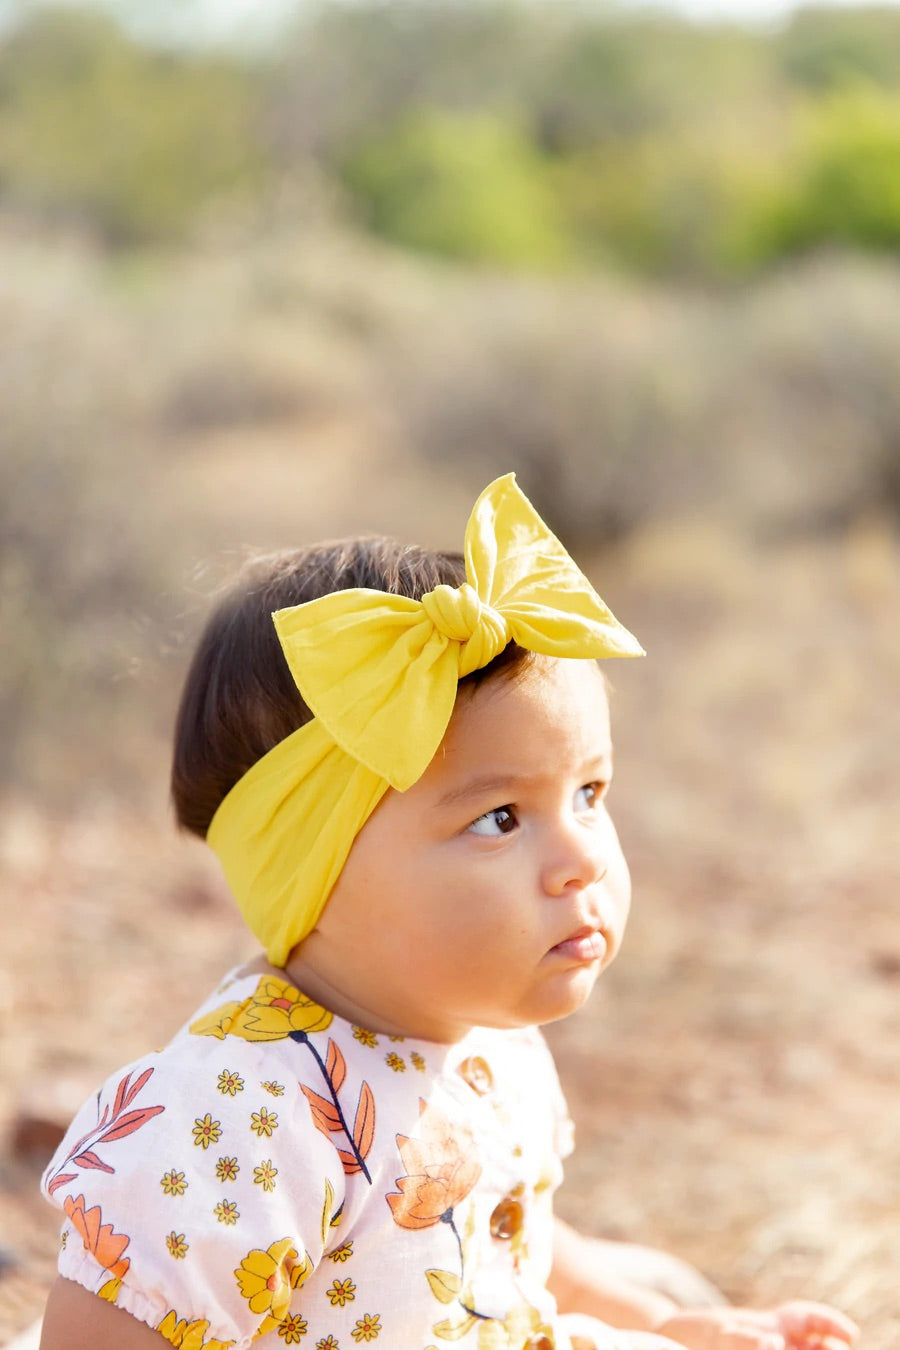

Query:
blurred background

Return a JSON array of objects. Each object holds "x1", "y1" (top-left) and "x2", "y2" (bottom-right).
[{"x1": 1, "y1": 0, "x2": 898, "y2": 1344}]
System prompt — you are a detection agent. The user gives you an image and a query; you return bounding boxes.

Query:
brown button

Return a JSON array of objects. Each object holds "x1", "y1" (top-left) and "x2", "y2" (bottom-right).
[
  {"x1": 522, "y1": 1337, "x2": 554, "y2": 1350},
  {"x1": 489, "y1": 1195, "x2": 523, "y2": 1239},
  {"x1": 457, "y1": 1055, "x2": 494, "y2": 1095}
]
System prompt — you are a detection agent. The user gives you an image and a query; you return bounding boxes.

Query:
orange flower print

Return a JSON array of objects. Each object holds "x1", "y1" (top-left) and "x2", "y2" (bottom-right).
[
  {"x1": 353, "y1": 1027, "x2": 378, "y2": 1048},
  {"x1": 278, "y1": 1313, "x2": 308, "y2": 1343},
  {"x1": 214, "y1": 1199, "x2": 240, "y2": 1226},
  {"x1": 387, "y1": 1101, "x2": 482, "y2": 1230},
  {"x1": 63, "y1": 1194, "x2": 130, "y2": 1279},
  {"x1": 261, "y1": 1080, "x2": 285, "y2": 1096},
  {"x1": 351, "y1": 1313, "x2": 381, "y2": 1342},
  {"x1": 216, "y1": 1156, "x2": 240, "y2": 1183},
  {"x1": 253, "y1": 1160, "x2": 278, "y2": 1192},
  {"x1": 192, "y1": 1113, "x2": 222, "y2": 1149},
  {"x1": 327, "y1": 1278, "x2": 356, "y2": 1307},
  {"x1": 385, "y1": 1053, "x2": 406, "y2": 1073},
  {"x1": 411, "y1": 1051, "x2": 426, "y2": 1072},
  {"x1": 217, "y1": 1069, "x2": 245, "y2": 1096},
  {"x1": 250, "y1": 1107, "x2": 278, "y2": 1137},
  {"x1": 166, "y1": 1232, "x2": 189, "y2": 1259},
  {"x1": 328, "y1": 1240, "x2": 353, "y2": 1262},
  {"x1": 160, "y1": 1169, "x2": 187, "y2": 1197}
]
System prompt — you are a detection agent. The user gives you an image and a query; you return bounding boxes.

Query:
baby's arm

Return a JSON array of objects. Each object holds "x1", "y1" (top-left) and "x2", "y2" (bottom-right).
[
  {"x1": 549, "y1": 1220, "x2": 859, "y2": 1350},
  {"x1": 41, "y1": 1277, "x2": 166, "y2": 1350},
  {"x1": 549, "y1": 1217, "x2": 682, "y2": 1330}
]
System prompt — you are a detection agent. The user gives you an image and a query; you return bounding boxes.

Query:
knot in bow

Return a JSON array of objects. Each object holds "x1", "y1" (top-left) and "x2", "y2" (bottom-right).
[
  {"x1": 271, "y1": 473, "x2": 643, "y2": 792},
  {"x1": 421, "y1": 582, "x2": 510, "y2": 676}
]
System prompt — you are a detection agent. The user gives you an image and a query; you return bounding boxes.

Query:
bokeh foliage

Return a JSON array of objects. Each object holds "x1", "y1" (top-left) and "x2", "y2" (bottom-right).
[{"x1": 2, "y1": 2, "x2": 900, "y2": 273}]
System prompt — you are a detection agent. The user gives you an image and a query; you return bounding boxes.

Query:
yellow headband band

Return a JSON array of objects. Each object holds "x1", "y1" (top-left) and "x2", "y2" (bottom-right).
[{"x1": 207, "y1": 473, "x2": 643, "y2": 965}]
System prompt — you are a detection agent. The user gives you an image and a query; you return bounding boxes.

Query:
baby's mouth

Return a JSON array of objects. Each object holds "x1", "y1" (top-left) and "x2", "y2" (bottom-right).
[{"x1": 548, "y1": 926, "x2": 607, "y2": 964}]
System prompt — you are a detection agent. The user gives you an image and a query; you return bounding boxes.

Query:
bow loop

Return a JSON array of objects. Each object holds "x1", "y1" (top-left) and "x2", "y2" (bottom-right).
[{"x1": 421, "y1": 582, "x2": 510, "y2": 675}]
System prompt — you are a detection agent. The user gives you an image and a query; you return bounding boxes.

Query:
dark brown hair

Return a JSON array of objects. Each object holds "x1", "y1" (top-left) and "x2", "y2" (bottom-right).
[{"x1": 171, "y1": 537, "x2": 530, "y2": 838}]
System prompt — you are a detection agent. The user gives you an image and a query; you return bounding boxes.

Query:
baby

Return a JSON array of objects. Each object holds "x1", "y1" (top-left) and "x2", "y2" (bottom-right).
[{"x1": 40, "y1": 475, "x2": 857, "y2": 1350}]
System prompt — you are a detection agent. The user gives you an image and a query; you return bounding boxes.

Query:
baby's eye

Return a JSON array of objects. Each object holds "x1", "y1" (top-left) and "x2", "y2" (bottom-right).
[
  {"x1": 575, "y1": 782, "x2": 606, "y2": 811},
  {"x1": 467, "y1": 806, "x2": 518, "y2": 837}
]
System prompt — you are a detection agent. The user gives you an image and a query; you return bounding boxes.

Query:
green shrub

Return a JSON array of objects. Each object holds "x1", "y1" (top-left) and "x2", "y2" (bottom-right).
[
  {"x1": 754, "y1": 87, "x2": 900, "y2": 256},
  {"x1": 340, "y1": 109, "x2": 570, "y2": 269}
]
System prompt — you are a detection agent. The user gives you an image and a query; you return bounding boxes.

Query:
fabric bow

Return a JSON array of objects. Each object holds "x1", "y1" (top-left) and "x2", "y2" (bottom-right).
[{"x1": 272, "y1": 473, "x2": 643, "y2": 792}]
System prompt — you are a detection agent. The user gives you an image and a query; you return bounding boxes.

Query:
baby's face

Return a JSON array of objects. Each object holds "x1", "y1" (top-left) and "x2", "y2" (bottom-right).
[{"x1": 294, "y1": 656, "x2": 631, "y2": 1043}]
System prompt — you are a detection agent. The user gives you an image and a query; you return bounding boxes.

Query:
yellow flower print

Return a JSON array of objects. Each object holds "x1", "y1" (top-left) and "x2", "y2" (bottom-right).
[
  {"x1": 278, "y1": 1313, "x2": 308, "y2": 1343},
  {"x1": 262, "y1": 1080, "x2": 285, "y2": 1096},
  {"x1": 253, "y1": 1159, "x2": 278, "y2": 1192},
  {"x1": 352, "y1": 1027, "x2": 378, "y2": 1048},
  {"x1": 217, "y1": 1069, "x2": 245, "y2": 1096},
  {"x1": 189, "y1": 1001, "x2": 244, "y2": 1040},
  {"x1": 160, "y1": 1169, "x2": 188, "y2": 1196},
  {"x1": 244, "y1": 977, "x2": 336, "y2": 1042},
  {"x1": 166, "y1": 1232, "x2": 189, "y2": 1259},
  {"x1": 411, "y1": 1051, "x2": 426, "y2": 1072},
  {"x1": 156, "y1": 1310, "x2": 236, "y2": 1350},
  {"x1": 216, "y1": 1156, "x2": 240, "y2": 1183},
  {"x1": 327, "y1": 1278, "x2": 356, "y2": 1307},
  {"x1": 234, "y1": 1237, "x2": 308, "y2": 1320},
  {"x1": 351, "y1": 1313, "x2": 382, "y2": 1342},
  {"x1": 192, "y1": 1113, "x2": 222, "y2": 1149},
  {"x1": 214, "y1": 1199, "x2": 240, "y2": 1226},
  {"x1": 385, "y1": 1052, "x2": 406, "y2": 1073},
  {"x1": 316, "y1": 1339, "x2": 339, "y2": 1350},
  {"x1": 60, "y1": 1232, "x2": 67, "y2": 1250},
  {"x1": 250, "y1": 1107, "x2": 278, "y2": 1137},
  {"x1": 328, "y1": 1240, "x2": 353, "y2": 1262},
  {"x1": 98, "y1": 1277, "x2": 121, "y2": 1303},
  {"x1": 388, "y1": 1034, "x2": 405, "y2": 1042},
  {"x1": 192, "y1": 977, "x2": 332, "y2": 1043}
]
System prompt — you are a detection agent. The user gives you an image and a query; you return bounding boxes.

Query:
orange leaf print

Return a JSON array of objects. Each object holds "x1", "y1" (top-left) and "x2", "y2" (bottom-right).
[
  {"x1": 70, "y1": 1149, "x2": 114, "y2": 1173},
  {"x1": 63, "y1": 1194, "x2": 131, "y2": 1279},
  {"x1": 301, "y1": 1085, "x2": 342, "y2": 1135},
  {"x1": 112, "y1": 1068, "x2": 155, "y2": 1117},
  {"x1": 326, "y1": 1039, "x2": 347, "y2": 1093},
  {"x1": 352, "y1": 1082, "x2": 375, "y2": 1158},
  {"x1": 99, "y1": 1106, "x2": 165, "y2": 1143},
  {"x1": 387, "y1": 1100, "x2": 481, "y2": 1231}
]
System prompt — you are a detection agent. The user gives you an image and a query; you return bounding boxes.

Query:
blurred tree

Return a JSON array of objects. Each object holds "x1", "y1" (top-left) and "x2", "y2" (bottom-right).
[
  {"x1": 0, "y1": 8, "x2": 264, "y2": 244},
  {"x1": 779, "y1": 4, "x2": 900, "y2": 91},
  {"x1": 264, "y1": 0, "x2": 543, "y2": 162}
]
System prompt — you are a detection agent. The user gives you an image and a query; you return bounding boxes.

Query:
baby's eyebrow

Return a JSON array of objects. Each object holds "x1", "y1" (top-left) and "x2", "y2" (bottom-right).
[
  {"x1": 436, "y1": 753, "x2": 613, "y2": 809},
  {"x1": 436, "y1": 772, "x2": 536, "y2": 809}
]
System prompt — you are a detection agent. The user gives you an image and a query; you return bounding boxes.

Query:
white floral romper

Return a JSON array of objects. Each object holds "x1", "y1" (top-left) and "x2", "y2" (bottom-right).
[{"x1": 43, "y1": 967, "x2": 613, "y2": 1350}]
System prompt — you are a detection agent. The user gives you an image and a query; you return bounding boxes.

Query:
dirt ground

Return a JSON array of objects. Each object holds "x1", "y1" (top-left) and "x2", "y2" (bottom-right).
[{"x1": 1, "y1": 504, "x2": 898, "y2": 1348}]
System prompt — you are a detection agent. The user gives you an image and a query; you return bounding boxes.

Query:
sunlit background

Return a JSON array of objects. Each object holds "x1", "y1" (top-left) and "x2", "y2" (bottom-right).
[{"x1": 1, "y1": 1, "x2": 898, "y2": 1344}]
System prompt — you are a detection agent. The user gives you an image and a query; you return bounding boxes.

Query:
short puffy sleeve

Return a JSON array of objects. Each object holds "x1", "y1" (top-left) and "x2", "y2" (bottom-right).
[{"x1": 42, "y1": 1026, "x2": 347, "y2": 1349}]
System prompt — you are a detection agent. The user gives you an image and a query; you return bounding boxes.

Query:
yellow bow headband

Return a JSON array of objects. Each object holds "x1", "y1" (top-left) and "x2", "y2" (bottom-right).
[{"x1": 207, "y1": 474, "x2": 643, "y2": 965}]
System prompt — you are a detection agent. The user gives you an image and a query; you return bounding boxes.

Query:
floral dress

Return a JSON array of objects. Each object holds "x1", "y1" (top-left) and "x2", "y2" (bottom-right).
[{"x1": 43, "y1": 968, "x2": 610, "y2": 1350}]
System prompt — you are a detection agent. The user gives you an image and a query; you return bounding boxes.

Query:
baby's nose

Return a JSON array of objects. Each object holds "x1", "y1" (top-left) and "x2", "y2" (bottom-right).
[{"x1": 542, "y1": 822, "x2": 608, "y2": 896}]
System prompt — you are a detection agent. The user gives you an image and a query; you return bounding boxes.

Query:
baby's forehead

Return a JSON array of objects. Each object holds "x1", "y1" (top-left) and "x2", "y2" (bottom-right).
[{"x1": 432, "y1": 657, "x2": 612, "y2": 779}]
